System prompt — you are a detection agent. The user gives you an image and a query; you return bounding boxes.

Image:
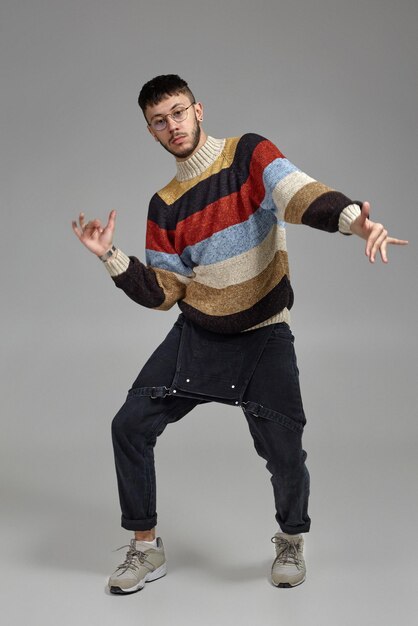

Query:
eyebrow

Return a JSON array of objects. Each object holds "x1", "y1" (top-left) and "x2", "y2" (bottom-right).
[{"x1": 150, "y1": 101, "x2": 187, "y2": 121}]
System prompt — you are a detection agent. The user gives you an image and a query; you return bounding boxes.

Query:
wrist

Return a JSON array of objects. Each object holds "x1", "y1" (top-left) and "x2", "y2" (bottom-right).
[
  {"x1": 98, "y1": 245, "x2": 116, "y2": 261},
  {"x1": 102, "y1": 248, "x2": 130, "y2": 277},
  {"x1": 339, "y1": 203, "x2": 362, "y2": 235}
]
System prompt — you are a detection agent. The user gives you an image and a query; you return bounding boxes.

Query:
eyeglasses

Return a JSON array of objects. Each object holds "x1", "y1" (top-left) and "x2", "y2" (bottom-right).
[{"x1": 148, "y1": 102, "x2": 196, "y2": 132}]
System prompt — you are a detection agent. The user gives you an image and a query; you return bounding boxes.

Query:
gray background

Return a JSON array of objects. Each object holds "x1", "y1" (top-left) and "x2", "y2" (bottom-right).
[{"x1": 1, "y1": 0, "x2": 417, "y2": 624}]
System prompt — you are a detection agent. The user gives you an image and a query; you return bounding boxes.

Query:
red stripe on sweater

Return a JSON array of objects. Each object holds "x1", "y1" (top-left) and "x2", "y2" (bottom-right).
[
  {"x1": 146, "y1": 220, "x2": 176, "y2": 253},
  {"x1": 146, "y1": 140, "x2": 283, "y2": 254}
]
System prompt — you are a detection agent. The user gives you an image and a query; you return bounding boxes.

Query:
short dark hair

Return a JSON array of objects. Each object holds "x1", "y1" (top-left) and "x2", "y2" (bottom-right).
[{"x1": 138, "y1": 74, "x2": 195, "y2": 117}]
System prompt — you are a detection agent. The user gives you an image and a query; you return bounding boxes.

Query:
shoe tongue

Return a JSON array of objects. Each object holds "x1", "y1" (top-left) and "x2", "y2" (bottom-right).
[
  {"x1": 277, "y1": 532, "x2": 300, "y2": 540},
  {"x1": 275, "y1": 533, "x2": 302, "y2": 547},
  {"x1": 135, "y1": 539, "x2": 157, "y2": 551}
]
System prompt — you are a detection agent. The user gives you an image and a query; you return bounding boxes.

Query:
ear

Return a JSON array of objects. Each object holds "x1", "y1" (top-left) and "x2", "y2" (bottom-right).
[{"x1": 195, "y1": 101, "x2": 204, "y2": 122}]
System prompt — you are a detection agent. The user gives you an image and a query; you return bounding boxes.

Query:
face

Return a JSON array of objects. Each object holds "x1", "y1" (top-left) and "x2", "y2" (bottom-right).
[{"x1": 145, "y1": 93, "x2": 206, "y2": 160}]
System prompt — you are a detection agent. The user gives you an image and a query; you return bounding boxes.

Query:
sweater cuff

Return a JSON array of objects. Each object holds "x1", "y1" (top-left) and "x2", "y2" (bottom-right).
[
  {"x1": 103, "y1": 249, "x2": 130, "y2": 277},
  {"x1": 338, "y1": 204, "x2": 361, "y2": 234}
]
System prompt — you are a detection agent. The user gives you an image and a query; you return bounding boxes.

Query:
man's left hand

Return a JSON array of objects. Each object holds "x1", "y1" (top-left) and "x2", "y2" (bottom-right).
[{"x1": 350, "y1": 201, "x2": 408, "y2": 263}]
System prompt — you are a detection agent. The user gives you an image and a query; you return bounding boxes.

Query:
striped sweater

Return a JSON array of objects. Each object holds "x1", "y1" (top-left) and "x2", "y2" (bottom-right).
[{"x1": 105, "y1": 134, "x2": 360, "y2": 334}]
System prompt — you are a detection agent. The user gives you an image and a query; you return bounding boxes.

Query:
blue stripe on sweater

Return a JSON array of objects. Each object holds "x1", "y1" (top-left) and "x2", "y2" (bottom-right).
[
  {"x1": 180, "y1": 208, "x2": 281, "y2": 268},
  {"x1": 146, "y1": 250, "x2": 195, "y2": 276},
  {"x1": 260, "y1": 158, "x2": 300, "y2": 216},
  {"x1": 146, "y1": 211, "x2": 286, "y2": 274},
  {"x1": 263, "y1": 158, "x2": 300, "y2": 191}
]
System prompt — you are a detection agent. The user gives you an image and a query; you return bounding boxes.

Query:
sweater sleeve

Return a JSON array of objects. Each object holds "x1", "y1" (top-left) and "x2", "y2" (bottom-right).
[
  {"x1": 256, "y1": 136, "x2": 361, "y2": 233},
  {"x1": 103, "y1": 200, "x2": 194, "y2": 310},
  {"x1": 104, "y1": 251, "x2": 191, "y2": 310}
]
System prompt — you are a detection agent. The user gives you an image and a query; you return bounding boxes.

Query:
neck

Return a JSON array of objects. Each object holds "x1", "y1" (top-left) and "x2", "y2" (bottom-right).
[{"x1": 175, "y1": 135, "x2": 226, "y2": 182}]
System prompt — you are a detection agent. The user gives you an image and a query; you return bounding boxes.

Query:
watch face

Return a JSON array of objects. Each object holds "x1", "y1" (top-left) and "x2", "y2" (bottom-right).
[
  {"x1": 100, "y1": 247, "x2": 115, "y2": 261},
  {"x1": 108, "y1": 247, "x2": 115, "y2": 255}
]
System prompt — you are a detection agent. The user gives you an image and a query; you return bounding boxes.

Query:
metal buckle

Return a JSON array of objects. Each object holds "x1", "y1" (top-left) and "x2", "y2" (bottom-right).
[
  {"x1": 150, "y1": 386, "x2": 170, "y2": 400},
  {"x1": 241, "y1": 401, "x2": 263, "y2": 417},
  {"x1": 162, "y1": 386, "x2": 170, "y2": 398}
]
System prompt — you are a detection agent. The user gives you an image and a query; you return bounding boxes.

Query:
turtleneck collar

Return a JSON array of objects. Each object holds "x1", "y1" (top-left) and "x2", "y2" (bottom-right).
[{"x1": 175, "y1": 136, "x2": 225, "y2": 182}]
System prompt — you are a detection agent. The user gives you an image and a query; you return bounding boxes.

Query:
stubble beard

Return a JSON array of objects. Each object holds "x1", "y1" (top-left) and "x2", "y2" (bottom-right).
[{"x1": 159, "y1": 117, "x2": 202, "y2": 160}]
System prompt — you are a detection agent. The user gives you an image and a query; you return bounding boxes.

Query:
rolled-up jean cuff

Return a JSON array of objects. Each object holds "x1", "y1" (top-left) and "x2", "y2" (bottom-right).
[
  {"x1": 121, "y1": 515, "x2": 157, "y2": 531},
  {"x1": 278, "y1": 520, "x2": 311, "y2": 535}
]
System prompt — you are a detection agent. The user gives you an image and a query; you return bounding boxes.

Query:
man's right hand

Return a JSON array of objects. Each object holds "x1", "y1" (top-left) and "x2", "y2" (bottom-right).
[{"x1": 72, "y1": 209, "x2": 117, "y2": 257}]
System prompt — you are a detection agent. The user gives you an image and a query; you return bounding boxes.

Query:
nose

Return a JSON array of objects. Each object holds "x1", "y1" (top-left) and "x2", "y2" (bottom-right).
[{"x1": 166, "y1": 115, "x2": 179, "y2": 131}]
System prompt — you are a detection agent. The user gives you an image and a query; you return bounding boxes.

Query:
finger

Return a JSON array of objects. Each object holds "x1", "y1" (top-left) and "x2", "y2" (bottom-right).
[
  {"x1": 370, "y1": 228, "x2": 387, "y2": 263},
  {"x1": 83, "y1": 220, "x2": 103, "y2": 238},
  {"x1": 87, "y1": 226, "x2": 102, "y2": 240},
  {"x1": 106, "y1": 209, "x2": 117, "y2": 231},
  {"x1": 72, "y1": 220, "x2": 82, "y2": 239},
  {"x1": 85, "y1": 218, "x2": 102, "y2": 229},
  {"x1": 370, "y1": 227, "x2": 387, "y2": 263},
  {"x1": 379, "y1": 239, "x2": 388, "y2": 264},
  {"x1": 102, "y1": 209, "x2": 117, "y2": 236},
  {"x1": 387, "y1": 237, "x2": 409, "y2": 246},
  {"x1": 365, "y1": 223, "x2": 384, "y2": 258},
  {"x1": 79, "y1": 212, "x2": 86, "y2": 228}
]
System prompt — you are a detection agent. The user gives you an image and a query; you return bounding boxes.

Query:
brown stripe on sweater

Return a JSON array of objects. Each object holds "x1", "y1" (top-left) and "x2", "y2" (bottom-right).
[
  {"x1": 284, "y1": 181, "x2": 333, "y2": 224},
  {"x1": 154, "y1": 268, "x2": 191, "y2": 311},
  {"x1": 182, "y1": 250, "x2": 289, "y2": 316},
  {"x1": 179, "y1": 275, "x2": 293, "y2": 334}
]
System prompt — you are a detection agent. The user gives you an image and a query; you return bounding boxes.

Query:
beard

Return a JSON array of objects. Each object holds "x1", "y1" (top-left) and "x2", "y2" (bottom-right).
[{"x1": 158, "y1": 116, "x2": 202, "y2": 159}]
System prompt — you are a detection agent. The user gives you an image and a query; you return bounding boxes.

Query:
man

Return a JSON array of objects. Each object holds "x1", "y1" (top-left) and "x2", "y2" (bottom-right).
[{"x1": 72, "y1": 75, "x2": 407, "y2": 594}]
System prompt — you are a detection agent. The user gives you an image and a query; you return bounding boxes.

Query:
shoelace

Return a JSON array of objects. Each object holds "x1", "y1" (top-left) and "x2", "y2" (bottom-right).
[
  {"x1": 271, "y1": 536, "x2": 303, "y2": 569},
  {"x1": 113, "y1": 539, "x2": 153, "y2": 574}
]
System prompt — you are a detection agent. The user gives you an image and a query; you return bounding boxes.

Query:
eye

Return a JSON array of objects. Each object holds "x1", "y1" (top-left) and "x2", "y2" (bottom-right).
[
  {"x1": 172, "y1": 108, "x2": 186, "y2": 121},
  {"x1": 152, "y1": 118, "x2": 165, "y2": 130}
]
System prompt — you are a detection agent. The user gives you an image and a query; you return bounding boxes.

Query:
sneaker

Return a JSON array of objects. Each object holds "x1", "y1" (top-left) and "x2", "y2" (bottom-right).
[
  {"x1": 271, "y1": 532, "x2": 306, "y2": 588},
  {"x1": 108, "y1": 537, "x2": 167, "y2": 595}
]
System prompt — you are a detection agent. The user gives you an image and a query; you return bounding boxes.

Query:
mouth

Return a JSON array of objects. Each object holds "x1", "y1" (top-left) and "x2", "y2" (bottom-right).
[{"x1": 170, "y1": 134, "x2": 187, "y2": 145}]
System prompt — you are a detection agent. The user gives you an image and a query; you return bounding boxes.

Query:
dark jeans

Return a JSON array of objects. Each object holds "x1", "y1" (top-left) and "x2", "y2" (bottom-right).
[{"x1": 111, "y1": 318, "x2": 311, "y2": 535}]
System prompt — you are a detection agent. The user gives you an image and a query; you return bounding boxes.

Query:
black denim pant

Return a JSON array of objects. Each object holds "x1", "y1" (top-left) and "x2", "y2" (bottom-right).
[{"x1": 111, "y1": 317, "x2": 311, "y2": 535}]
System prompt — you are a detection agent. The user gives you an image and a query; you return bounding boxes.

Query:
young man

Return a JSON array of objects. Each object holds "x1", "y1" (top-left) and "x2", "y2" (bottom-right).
[{"x1": 72, "y1": 75, "x2": 407, "y2": 594}]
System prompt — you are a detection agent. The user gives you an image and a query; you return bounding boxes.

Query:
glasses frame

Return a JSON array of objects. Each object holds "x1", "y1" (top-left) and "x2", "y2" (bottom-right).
[{"x1": 148, "y1": 102, "x2": 196, "y2": 132}]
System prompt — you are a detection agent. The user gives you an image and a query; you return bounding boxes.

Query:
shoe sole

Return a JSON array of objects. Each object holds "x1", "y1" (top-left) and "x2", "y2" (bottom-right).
[
  {"x1": 109, "y1": 562, "x2": 167, "y2": 595},
  {"x1": 272, "y1": 576, "x2": 306, "y2": 588}
]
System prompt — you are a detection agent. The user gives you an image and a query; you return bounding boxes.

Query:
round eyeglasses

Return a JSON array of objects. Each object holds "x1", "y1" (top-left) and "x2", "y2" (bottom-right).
[{"x1": 148, "y1": 102, "x2": 196, "y2": 132}]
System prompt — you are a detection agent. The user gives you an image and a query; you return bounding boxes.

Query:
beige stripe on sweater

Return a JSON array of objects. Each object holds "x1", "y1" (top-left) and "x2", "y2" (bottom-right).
[
  {"x1": 183, "y1": 250, "x2": 289, "y2": 316},
  {"x1": 272, "y1": 171, "x2": 316, "y2": 220},
  {"x1": 193, "y1": 225, "x2": 286, "y2": 288}
]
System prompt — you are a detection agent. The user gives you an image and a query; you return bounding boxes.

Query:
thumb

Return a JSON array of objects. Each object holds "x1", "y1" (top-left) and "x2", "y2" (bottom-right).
[{"x1": 360, "y1": 201, "x2": 370, "y2": 225}]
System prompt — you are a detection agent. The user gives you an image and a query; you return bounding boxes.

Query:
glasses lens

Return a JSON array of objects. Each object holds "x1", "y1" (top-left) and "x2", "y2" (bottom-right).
[
  {"x1": 171, "y1": 107, "x2": 187, "y2": 122},
  {"x1": 150, "y1": 103, "x2": 194, "y2": 131},
  {"x1": 152, "y1": 118, "x2": 166, "y2": 131}
]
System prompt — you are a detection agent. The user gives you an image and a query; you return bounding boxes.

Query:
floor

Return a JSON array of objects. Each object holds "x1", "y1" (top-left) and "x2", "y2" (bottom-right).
[{"x1": 2, "y1": 402, "x2": 416, "y2": 626}]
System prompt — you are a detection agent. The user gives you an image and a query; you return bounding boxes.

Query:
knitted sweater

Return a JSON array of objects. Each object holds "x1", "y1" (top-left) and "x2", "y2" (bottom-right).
[{"x1": 105, "y1": 134, "x2": 360, "y2": 334}]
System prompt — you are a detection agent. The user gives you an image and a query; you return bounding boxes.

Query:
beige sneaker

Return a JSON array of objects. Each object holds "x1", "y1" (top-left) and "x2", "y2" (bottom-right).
[
  {"x1": 108, "y1": 537, "x2": 167, "y2": 595},
  {"x1": 271, "y1": 532, "x2": 306, "y2": 588}
]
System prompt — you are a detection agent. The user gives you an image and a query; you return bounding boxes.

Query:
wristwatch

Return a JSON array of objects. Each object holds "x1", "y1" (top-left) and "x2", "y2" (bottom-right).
[{"x1": 99, "y1": 245, "x2": 117, "y2": 262}]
